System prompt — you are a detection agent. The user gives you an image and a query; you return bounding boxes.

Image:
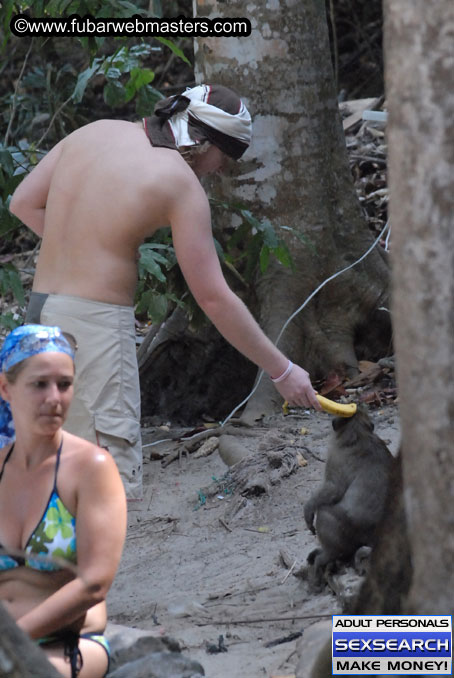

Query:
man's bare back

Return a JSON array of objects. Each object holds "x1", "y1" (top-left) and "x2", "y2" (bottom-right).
[
  {"x1": 19, "y1": 119, "x2": 209, "y2": 306},
  {"x1": 11, "y1": 86, "x2": 321, "y2": 419}
]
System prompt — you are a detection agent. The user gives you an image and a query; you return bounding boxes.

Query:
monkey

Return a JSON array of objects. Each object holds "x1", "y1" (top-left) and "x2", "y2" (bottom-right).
[{"x1": 303, "y1": 406, "x2": 394, "y2": 590}]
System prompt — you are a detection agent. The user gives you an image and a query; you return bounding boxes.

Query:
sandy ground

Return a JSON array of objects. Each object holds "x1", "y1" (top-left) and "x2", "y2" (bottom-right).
[{"x1": 107, "y1": 403, "x2": 400, "y2": 677}]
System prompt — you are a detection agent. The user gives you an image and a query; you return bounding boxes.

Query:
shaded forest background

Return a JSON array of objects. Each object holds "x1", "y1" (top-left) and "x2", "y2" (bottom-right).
[{"x1": 1, "y1": 0, "x2": 384, "y2": 285}]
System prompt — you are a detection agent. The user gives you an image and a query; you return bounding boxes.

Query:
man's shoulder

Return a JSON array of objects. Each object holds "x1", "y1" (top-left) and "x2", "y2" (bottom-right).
[
  {"x1": 146, "y1": 147, "x2": 203, "y2": 189},
  {"x1": 63, "y1": 118, "x2": 136, "y2": 142}
]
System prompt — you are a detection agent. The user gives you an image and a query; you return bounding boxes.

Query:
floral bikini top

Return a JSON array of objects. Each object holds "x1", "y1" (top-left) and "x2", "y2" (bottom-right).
[{"x1": 0, "y1": 441, "x2": 77, "y2": 572}]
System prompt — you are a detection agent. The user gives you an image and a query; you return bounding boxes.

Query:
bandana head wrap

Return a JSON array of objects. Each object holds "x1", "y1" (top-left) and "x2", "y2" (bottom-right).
[
  {"x1": 0, "y1": 325, "x2": 76, "y2": 447},
  {"x1": 143, "y1": 84, "x2": 252, "y2": 160}
]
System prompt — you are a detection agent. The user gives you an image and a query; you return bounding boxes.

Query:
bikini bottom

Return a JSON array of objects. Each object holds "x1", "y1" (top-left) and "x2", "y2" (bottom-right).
[{"x1": 37, "y1": 630, "x2": 110, "y2": 678}]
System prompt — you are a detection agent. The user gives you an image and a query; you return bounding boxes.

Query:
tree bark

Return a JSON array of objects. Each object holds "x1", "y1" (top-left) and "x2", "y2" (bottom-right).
[
  {"x1": 193, "y1": 0, "x2": 390, "y2": 421},
  {"x1": 0, "y1": 603, "x2": 60, "y2": 678},
  {"x1": 139, "y1": 307, "x2": 257, "y2": 424},
  {"x1": 385, "y1": 0, "x2": 454, "y2": 613}
]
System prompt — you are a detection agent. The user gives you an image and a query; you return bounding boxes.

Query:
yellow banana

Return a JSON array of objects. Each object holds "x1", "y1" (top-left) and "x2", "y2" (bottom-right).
[
  {"x1": 282, "y1": 396, "x2": 357, "y2": 417},
  {"x1": 316, "y1": 394, "x2": 357, "y2": 417}
]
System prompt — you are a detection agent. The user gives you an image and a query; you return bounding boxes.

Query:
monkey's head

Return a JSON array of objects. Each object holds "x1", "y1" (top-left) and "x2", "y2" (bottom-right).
[{"x1": 332, "y1": 405, "x2": 374, "y2": 445}]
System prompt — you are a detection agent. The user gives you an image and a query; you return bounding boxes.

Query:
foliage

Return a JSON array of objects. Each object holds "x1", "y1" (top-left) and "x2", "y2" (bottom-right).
[
  {"x1": 212, "y1": 199, "x2": 315, "y2": 281},
  {"x1": 135, "y1": 202, "x2": 312, "y2": 328},
  {"x1": 135, "y1": 230, "x2": 184, "y2": 325},
  {"x1": 73, "y1": 43, "x2": 164, "y2": 116},
  {"x1": 0, "y1": 0, "x2": 192, "y2": 327},
  {"x1": 0, "y1": 265, "x2": 25, "y2": 330},
  {"x1": 0, "y1": 142, "x2": 37, "y2": 324},
  {"x1": 0, "y1": 0, "x2": 311, "y2": 332}
]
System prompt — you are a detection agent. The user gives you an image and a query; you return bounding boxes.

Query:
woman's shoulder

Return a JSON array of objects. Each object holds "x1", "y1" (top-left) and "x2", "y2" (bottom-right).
[
  {"x1": 62, "y1": 432, "x2": 118, "y2": 474},
  {"x1": 60, "y1": 432, "x2": 124, "y2": 499}
]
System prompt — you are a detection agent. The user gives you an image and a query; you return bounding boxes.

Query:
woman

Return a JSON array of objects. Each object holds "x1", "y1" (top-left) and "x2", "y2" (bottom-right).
[{"x1": 0, "y1": 325, "x2": 127, "y2": 678}]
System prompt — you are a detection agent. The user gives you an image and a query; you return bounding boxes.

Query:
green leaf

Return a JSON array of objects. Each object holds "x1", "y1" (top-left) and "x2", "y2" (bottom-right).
[
  {"x1": 72, "y1": 59, "x2": 101, "y2": 103},
  {"x1": 155, "y1": 37, "x2": 191, "y2": 66},
  {"x1": 135, "y1": 289, "x2": 151, "y2": 314},
  {"x1": 135, "y1": 84, "x2": 164, "y2": 117},
  {"x1": 138, "y1": 248, "x2": 167, "y2": 282},
  {"x1": 226, "y1": 221, "x2": 251, "y2": 249},
  {"x1": 0, "y1": 312, "x2": 21, "y2": 331},
  {"x1": 131, "y1": 67, "x2": 155, "y2": 89},
  {"x1": 108, "y1": 46, "x2": 140, "y2": 73},
  {"x1": 259, "y1": 245, "x2": 270, "y2": 273},
  {"x1": 0, "y1": 266, "x2": 19, "y2": 302},
  {"x1": 130, "y1": 44, "x2": 152, "y2": 58},
  {"x1": 124, "y1": 67, "x2": 155, "y2": 102},
  {"x1": 273, "y1": 244, "x2": 294, "y2": 270},
  {"x1": 136, "y1": 290, "x2": 168, "y2": 323},
  {"x1": 256, "y1": 218, "x2": 279, "y2": 248},
  {"x1": 212, "y1": 237, "x2": 225, "y2": 261},
  {"x1": 1, "y1": 0, "x2": 15, "y2": 48},
  {"x1": 0, "y1": 148, "x2": 15, "y2": 176},
  {"x1": 6, "y1": 266, "x2": 26, "y2": 306},
  {"x1": 239, "y1": 208, "x2": 262, "y2": 230},
  {"x1": 0, "y1": 206, "x2": 21, "y2": 237},
  {"x1": 139, "y1": 243, "x2": 171, "y2": 263},
  {"x1": 140, "y1": 242, "x2": 171, "y2": 253},
  {"x1": 146, "y1": 293, "x2": 168, "y2": 323},
  {"x1": 46, "y1": 0, "x2": 74, "y2": 13},
  {"x1": 104, "y1": 66, "x2": 122, "y2": 80},
  {"x1": 103, "y1": 79, "x2": 127, "y2": 107}
]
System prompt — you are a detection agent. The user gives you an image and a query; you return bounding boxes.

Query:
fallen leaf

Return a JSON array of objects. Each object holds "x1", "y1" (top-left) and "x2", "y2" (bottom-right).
[{"x1": 296, "y1": 452, "x2": 307, "y2": 467}]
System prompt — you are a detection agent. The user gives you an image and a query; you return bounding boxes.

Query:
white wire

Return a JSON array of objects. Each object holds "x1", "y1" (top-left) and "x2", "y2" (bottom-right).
[
  {"x1": 384, "y1": 220, "x2": 391, "y2": 252},
  {"x1": 143, "y1": 220, "x2": 390, "y2": 447}
]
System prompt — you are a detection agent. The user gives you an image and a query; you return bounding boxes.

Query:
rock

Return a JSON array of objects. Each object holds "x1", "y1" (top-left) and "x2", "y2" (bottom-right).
[
  {"x1": 295, "y1": 621, "x2": 332, "y2": 678},
  {"x1": 218, "y1": 434, "x2": 255, "y2": 466},
  {"x1": 107, "y1": 652, "x2": 205, "y2": 678},
  {"x1": 105, "y1": 624, "x2": 205, "y2": 678}
]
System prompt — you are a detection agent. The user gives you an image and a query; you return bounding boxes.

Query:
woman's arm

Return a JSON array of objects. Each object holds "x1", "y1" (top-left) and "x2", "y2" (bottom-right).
[{"x1": 17, "y1": 446, "x2": 127, "y2": 639}]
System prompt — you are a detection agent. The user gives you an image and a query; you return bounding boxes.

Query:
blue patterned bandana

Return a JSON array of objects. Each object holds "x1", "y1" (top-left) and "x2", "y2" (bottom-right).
[{"x1": 0, "y1": 325, "x2": 75, "y2": 447}]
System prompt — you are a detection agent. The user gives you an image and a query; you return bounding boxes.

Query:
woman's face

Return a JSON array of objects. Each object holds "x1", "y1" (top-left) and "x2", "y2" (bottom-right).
[{"x1": 0, "y1": 352, "x2": 75, "y2": 437}]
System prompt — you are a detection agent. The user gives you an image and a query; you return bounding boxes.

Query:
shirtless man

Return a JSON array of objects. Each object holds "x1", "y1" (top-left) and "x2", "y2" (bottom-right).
[{"x1": 10, "y1": 84, "x2": 321, "y2": 499}]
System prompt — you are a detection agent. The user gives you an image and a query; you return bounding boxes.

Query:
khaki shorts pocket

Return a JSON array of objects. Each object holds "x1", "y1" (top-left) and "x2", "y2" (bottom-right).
[{"x1": 94, "y1": 412, "x2": 140, "y2": 446}]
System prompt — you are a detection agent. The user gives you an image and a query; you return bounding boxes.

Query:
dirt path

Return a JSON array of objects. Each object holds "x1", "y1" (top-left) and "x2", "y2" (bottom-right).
[{"x1": 107, "y1": 404, "x2": 400, "y2": 677}]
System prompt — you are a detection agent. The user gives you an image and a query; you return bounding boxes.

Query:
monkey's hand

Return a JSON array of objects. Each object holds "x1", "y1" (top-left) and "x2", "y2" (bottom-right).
[{"x1": 304, "y1": 501, "x2": 316, "y2": 534}]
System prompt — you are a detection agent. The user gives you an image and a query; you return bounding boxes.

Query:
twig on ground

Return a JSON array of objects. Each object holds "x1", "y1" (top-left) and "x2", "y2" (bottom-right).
[
  {"x1": 281, "y1": 559, "x2": 298, "y2": 584},
  {"x1": 219, "y1": 518, "x2": 233, "y2": 532},
  {"x1": 195, "y1": 612, "x2": 334, "y2": 626},
  {"x1": 265, "y1": 630, "x2": 303, "y2": 648}
]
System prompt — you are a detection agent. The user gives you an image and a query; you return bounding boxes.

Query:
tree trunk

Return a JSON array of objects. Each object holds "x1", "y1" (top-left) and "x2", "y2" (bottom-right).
[
  {"x1": 138, "y1": 307, "x2": 257, "y2": 424},
  {"x1": 193, "y1": 0, "x2": 390, "y2": 421},
  {"x1": 0, "y1": 604, "x2": 60, "y2": 678},
  {"x1": 384, "y1": 0, "x2": 454, "y2": 613}
]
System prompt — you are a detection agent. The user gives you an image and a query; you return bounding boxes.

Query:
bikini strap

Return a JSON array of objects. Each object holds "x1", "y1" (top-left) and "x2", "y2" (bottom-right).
[
  {"x1": 53, "y1": 438, "x2": 64, "y2": 490},
  {"x1": 0, "y1": 443, "x2": 15, "y2": 483},
  {"x1": 0, "y1": 439, "x2": 63, "y2": 486}
]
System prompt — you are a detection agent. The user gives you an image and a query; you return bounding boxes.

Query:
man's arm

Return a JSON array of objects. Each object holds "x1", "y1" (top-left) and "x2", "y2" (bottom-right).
[
  {"x1": 168, "y1": 175, "x2": 321, "y2": 410},
  {"x1": 9, "y1": 141, "x2": 63, "y2": 237}
]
